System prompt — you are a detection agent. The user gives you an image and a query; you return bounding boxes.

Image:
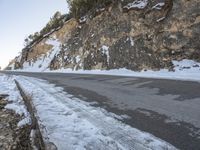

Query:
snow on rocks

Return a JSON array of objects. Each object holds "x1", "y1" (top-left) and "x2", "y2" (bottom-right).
[
  {"x1": 130, "y1": 37, "x2": 135, "y2": 46},
  {"x1": 123, "y1": 0, "x2": 148, "y2": 10},
  {"x1": 126, "y1": 37, "x2": 134, "y2": 46},
  {"x1": 156, "y1": 16, "x2": 166, "y2": 22},
  {"x1": 22, "y1": 38, "x2": 61, "y2": 72},
  {"x1": 15, "y1": 75, "x2": 177, "y2": 150},
  {"x1": 101, "y1": 45, "x2": 110, "y2": 64},
  {"x1": 75, "y1": 55, "x2": 81, "y2": 63},
  {"x1": 152, "y1": 2, "x2": 165, "y2": 10},
  {"x1": 79, "y1": 16, "x2": 87, "y2": 24}
]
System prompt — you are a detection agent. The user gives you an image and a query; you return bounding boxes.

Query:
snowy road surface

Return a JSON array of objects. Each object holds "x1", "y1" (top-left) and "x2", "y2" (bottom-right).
[
  {"x1": 17, "y1": 75, "x2": 178, "y2": 150},
  {"x1": 1, "y1": 74, "x2": 177, "y2": 150},
  {"x1": 1, "y1": 72, "x2": 200, "y2": 149}
]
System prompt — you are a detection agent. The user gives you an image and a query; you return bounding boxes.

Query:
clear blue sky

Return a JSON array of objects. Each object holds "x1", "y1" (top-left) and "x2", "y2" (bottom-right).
[{"x1": 0, "y1": 0, "x2": 68, "y2": 69}]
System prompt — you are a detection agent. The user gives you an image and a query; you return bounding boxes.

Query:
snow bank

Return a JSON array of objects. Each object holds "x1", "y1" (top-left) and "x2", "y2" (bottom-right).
[
  {"x1": 49, "y1": 59, "x2": 200, "y2": 82},
  {"x1": 12, "y1": 59, "x2": 200, "y2": 82},
  {"x1": 15, "y1": 75, "x2": 177, "y2": 150},
  {"x1": 0, "y1": 74, "x2": 30, "y2": 127}
]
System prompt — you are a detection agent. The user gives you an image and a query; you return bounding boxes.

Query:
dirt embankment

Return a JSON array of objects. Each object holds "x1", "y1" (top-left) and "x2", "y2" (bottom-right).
[{"x1": 0, "y1": 95, "x2": 32, "y2": 150}]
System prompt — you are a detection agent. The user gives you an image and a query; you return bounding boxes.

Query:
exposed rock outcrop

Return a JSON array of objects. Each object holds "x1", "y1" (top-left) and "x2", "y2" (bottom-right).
[{"x1": 7, "y1": 0, "x2": 200, "y2": 71}]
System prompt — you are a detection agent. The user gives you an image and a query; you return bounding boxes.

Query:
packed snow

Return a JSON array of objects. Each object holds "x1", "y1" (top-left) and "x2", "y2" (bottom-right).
[
  {"x1": 12, "y1": 75, "x2": 177, "y2": 150},
  {"x1": 0, "y1": 74, "x2": 30, "y2": 127}
]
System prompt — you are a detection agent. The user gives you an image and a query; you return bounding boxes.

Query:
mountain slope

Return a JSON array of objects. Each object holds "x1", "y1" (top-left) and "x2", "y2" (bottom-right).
[{"x1": 7, "y1": 0, "x2": 200, "y2": 72}]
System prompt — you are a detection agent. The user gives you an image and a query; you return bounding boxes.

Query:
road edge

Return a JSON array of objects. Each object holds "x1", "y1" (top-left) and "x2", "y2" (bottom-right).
[{"x1": 14, "y1": 80, "x2": 47, "y2": 150}]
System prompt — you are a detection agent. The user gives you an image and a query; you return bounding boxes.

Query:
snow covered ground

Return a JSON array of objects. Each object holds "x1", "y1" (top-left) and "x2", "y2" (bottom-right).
[
  {"x1": 8, "y1": 75, "x2": 177, "y2": 150},
  {"x1": 50, "y1": 59, "x2": 200, "y2": 82},
  {"x1": 0, "y1": 74, "x2": 30, "y2": 127},
  {"x1": 11, "y1": 59, "x2": 200, "y2": 82}
]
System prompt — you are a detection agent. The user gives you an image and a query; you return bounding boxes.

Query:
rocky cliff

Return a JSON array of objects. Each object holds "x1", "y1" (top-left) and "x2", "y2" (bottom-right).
[{"x1": 7, "y1": 0, "x2": 200, "y2": 72}]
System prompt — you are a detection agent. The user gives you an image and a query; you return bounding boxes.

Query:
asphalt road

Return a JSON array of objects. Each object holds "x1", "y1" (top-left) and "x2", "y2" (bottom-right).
[{"x1": 2, "y1": 71, "x2": 200, "y2": 150}]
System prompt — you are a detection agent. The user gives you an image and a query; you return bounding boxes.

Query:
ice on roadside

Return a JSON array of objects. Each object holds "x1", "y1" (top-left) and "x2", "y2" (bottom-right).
[{"x1": 0, "y1": 75, "x2": 30, "y2": 127}]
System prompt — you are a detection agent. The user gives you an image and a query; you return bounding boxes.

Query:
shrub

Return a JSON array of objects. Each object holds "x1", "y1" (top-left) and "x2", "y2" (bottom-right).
[
  {"x1": 67, "y1": 0, "x2": 113, "y2": 18},
  {"x1": 24, "y1": 12, "x2": 71, "y2": 49}
]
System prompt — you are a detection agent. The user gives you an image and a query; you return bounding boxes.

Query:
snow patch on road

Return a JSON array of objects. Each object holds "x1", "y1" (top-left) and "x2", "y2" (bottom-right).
[{"x1": 14, "y1": 75, "x2": 177, "y2": 150}]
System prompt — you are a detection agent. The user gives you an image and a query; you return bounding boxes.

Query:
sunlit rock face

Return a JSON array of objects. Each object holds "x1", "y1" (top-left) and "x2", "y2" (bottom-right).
[{"x1": 8, "y1": 0, "x2": 200, "y2": 71}]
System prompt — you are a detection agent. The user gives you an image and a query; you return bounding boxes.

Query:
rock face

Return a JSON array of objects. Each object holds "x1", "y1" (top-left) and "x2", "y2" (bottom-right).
[{"x1": 8, "y1": 0, "x2": 200, "y2": 71}]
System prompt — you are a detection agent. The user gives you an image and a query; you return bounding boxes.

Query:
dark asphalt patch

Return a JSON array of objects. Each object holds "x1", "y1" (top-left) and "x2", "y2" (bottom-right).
[
  {"x1": 136, "y1": 79, "x2": 200, "y2": 101},
  {"x1": 53, "y1": 83, "x2": 200, "y2": 150}
]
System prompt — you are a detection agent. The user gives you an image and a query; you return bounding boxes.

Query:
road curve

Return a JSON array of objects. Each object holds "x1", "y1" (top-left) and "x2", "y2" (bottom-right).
[{"x1": 2, "y1": 71, "x2": 200, "y2": 150}]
